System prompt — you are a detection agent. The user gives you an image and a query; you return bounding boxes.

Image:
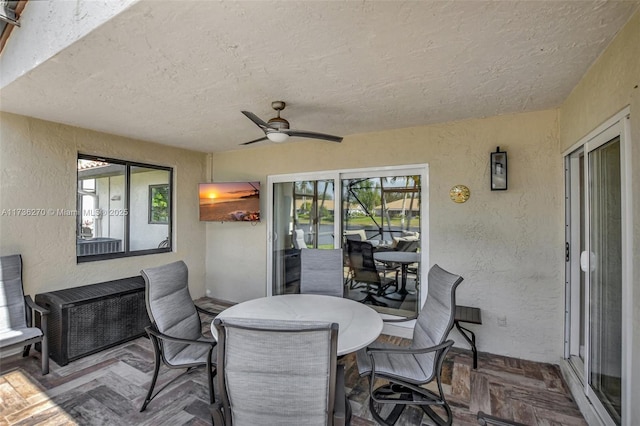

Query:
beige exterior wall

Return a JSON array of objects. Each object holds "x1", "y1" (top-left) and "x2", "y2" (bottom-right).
[
  {"x1": 559, "y1": 11, "x2": 639, "y2": 424},
  {"x1": 208, "y1": 109, "x2": 564, "y2": 363},
  {"x1": 0, "y1": 112, "x2": 208, "y2": 298}
]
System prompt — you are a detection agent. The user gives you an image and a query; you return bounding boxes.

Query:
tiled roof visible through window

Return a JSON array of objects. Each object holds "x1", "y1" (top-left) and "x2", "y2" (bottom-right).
[
  {"x1": 0, "y1": 1, "x2": 27, "y2": 53},
  {"x1": 77, "y1": 160, "x2": 110, "y2": 171}
]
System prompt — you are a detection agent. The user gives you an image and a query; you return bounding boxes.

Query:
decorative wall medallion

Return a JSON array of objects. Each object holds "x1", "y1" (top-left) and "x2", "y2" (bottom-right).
[{"x1": 449, "y1": 185, "x2": 470, "y2": 203}]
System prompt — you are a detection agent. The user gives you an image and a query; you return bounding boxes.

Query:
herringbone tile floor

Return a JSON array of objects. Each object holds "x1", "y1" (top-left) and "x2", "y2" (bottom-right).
[{"x1": 0, "y1": 298, "x2": 586, "y2": 425}]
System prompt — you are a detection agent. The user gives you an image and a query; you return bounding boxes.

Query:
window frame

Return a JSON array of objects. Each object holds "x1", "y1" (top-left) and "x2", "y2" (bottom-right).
[{"x1": 76, "y1": 153, "x2": 173, "y2": 263}]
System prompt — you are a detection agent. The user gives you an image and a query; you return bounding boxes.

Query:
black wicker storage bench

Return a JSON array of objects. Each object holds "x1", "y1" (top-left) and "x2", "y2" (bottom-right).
[{"x1": 35, "y1": 276, "x2": 150, "y2": 366}]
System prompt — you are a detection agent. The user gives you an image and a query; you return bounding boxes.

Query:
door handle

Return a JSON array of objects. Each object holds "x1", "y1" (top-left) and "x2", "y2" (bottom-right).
[{"x1": 580, "y1": 251, "x2": 595, "y2": 272}]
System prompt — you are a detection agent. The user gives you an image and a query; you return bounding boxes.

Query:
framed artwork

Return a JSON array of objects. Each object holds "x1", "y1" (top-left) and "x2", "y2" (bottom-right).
[
  {"x1": 490, "y1": 148, "x2": 507, "y2": 190},
  {"x1": 149, "y1": 184, "x2": 170, "y2": 224}
]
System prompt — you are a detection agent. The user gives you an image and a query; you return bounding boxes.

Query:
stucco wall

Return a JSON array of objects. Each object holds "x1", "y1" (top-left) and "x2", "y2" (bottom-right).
[
  {"x1": 207, "y1": 109, "x2": 564, "y2": 363},
  {"x1": 0, "y1": 0, "x2": 136, "y2": 88},
  {"x1": 0, "y1": 112, "x2": 208, "y2": 298},
  {"x1": 559, "y1": 10, "x2": 639, "y2": 424}
]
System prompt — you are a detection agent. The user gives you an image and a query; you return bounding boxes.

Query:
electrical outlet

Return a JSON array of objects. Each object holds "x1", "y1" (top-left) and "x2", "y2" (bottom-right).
[{"x1": 497, "y1": 316, "x2": 507, "y2": 327}]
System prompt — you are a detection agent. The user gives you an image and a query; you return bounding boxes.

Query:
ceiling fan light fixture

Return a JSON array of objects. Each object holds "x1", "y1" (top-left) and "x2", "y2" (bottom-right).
[{"x1": 267, "y1": 132, "x2": 289, "y2": 143}]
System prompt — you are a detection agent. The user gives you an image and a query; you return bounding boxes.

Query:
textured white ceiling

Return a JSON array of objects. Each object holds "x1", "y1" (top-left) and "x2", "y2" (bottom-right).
[{"x1": 0, "y1": 1, "x2": 637, "y2": 152}]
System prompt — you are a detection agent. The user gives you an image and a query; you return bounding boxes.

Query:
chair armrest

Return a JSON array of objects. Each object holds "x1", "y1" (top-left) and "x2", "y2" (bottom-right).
[
  {"x1": 24, "y1": 296, "x2": 50, "y2": 315},
  {"x1": 195, "y1": 305, "x2": 219, "y2": 317},
  {"x1": 145, "y1": 326, "x2": 216, "y2": 348},
  {"x1": 24, "y1": 295, "x2": 49, "y2": 329},
  {"x1": 367, "y1": 339, "x2": 453, "y2": 357},
  {"x1": 333, "y1": 365, "x2": 346, "y2": 426}
]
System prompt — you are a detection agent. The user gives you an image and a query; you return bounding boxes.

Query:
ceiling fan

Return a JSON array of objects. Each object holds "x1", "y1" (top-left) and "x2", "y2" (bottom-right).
[{"x1": 240, "y1": 101, "x2": 343, "y2": 145}]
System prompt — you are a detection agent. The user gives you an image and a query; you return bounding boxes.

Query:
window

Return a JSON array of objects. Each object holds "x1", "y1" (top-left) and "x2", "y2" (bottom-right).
[{"x1": 77, "y1": 154, "x2": 172, "y2": 262}]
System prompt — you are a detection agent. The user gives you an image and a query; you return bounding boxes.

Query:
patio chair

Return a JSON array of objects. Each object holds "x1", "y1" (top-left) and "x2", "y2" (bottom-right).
[
  {"x1": 300, "y1": 248, "x2": 344, "y2": 298},
  {"x1": 140, "y1": 260, "x2": 217, "y2": 412},
  {"x1": 356, "y1": 264, "x2": 463, "y2": 425},
  {"x1": 0, "y1": 254, "x2": 49, "y2": 375},
  {"x1": 293, "y1": 229, "x2": 307, "y2": 249},
  {"x1": 212, "y1": 317, "x2": 347, "y2": 426},
  {"x1": 347, "y1": 240, "x2": 397, "y2": 306}
]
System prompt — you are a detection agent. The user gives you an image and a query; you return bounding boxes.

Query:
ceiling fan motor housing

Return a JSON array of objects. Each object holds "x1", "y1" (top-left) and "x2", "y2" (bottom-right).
[{"x1": 267, "y1": 116, "x2": 290, "y2": 130}]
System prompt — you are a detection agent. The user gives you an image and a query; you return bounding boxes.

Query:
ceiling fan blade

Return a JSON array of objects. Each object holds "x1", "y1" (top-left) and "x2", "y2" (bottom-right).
[
  {"x1": 241, "y1": 111, "x2": 271, "y2": 130},
  {"x1": 240, "y1": 136, "x2": 269, "y2": 145},
  {"x1": 285, "y1": 129, "x2": 343, "y2": 143}
]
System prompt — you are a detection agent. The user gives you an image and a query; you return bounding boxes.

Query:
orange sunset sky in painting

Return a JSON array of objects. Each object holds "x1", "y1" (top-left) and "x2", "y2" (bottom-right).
[{"x1": 199, "y1": 182, "x2": 259, "y2": 204}]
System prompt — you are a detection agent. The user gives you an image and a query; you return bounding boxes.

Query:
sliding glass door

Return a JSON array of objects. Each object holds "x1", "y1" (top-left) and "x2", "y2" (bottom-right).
[
  {"x1": 564, "y1": 111, "x2": 630, "y2": 425},
  {"x1": 588, "y1": 138, "x2": 622, "y2": 422},
  {"x1": 267, "y1": 165, "x2": 428, "y2": 318},
  {"x1": 341, "y1": 172, "x2": 422, "y2": 317},
  {"x1": 270, "y1": 178, "x2": 335, "y2": 295}
]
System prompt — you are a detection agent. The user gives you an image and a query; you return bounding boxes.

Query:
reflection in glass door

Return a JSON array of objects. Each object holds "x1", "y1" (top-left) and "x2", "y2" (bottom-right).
[
  {"x1": 271, "y1": 179, "x2": 335, "y2": 295},
  {"x1": 588, "y1": 138, "x2": 622, "y2": 423},
  {"x1": 342, "y1": 175, "x2": 421, "y2": 318}
]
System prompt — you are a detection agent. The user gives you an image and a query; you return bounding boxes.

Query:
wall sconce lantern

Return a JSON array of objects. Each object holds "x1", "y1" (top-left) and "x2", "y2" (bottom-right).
[{"x1": 490, "y1": 147, "x2": 507, "y2": 190}]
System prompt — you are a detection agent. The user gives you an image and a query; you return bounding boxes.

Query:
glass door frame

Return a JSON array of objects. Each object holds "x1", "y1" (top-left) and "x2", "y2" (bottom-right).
[
  {"x1": 563, "y1": 107, "x2": 632, "y2": 425},
  {"x1": 266, "y1": 164, "x2": 429, "y2": 321}
]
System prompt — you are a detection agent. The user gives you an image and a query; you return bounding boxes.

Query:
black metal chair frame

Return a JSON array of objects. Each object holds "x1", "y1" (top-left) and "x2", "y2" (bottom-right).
[
  {"x1": 365, "y1": 340, "x2": 454, "y2": 426},
  {"x1": 22, "y1": 296, "x2": 50, "y2": 374},
  {"x1": 362, "y1": 265, "x2": 463, "y2": 425},
  {"x1": 346, "y1": 240, "x2": 398, "y2": 306},
  {"x1": 140, "y1": 305, "x2": 217, "y2": 412}
]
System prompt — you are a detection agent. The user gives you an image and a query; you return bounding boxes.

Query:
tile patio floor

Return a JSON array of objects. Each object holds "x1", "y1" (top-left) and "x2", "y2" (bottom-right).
[{"x1": 0, "y1": 297, "x2": 586, "y2": 426}]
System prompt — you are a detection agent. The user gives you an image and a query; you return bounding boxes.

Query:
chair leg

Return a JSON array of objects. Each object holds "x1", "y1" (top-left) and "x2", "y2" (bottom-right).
[
  {"x1": 359, "y1": 291, "x2": 388, "y2": 307},
  {"x1": 41, "y1": 336, "x2": 49, "y2": 375},
  {"x1": 22, "y1": 344, "x2": 31, "y2": 357},
  {"x1": 206, "y1": 349, "x2": 215, "y2": 405},
  {"x1": 369, "y1": 385, "x2": 408, "y2": 425},
  {"x1": 369, "y1": 382, "x2": 452, "y2": 426},
  {"x1": 140, "y1": 337, "x2": 162, "y2": 412}
]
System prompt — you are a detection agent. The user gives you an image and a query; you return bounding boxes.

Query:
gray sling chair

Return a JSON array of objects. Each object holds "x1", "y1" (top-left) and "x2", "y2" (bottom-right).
[
  {"x1": 0, "y1": 254, "x2": 49, "y2": 375},
  {"x1": 356, "y1": 264, "x2": 463, "y2": 426},
  {"x1": 211, "y1": 317, "x2": 347, "y2": 426},
  {"x1": 300, "y1": 248, "x2": 345, "y2": 298},
  {"x1": 140, "y1": 260, "x2": 217, "y2": 412}
]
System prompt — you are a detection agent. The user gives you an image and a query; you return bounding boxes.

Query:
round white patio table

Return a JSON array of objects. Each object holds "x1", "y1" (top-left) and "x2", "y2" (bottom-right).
[
  {"x1": 211, "y1": 294, "x2": 383, "y2": 356},
  {"x1": 373, "y1": 251, "x2": 420, "y2": 295}
]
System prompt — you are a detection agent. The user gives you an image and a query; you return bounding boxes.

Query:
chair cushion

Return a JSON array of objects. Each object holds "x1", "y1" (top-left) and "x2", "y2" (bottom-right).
[
  {"x1": 142, "y1": 261, "x2": 204, "y2": 362},
  {"x1": 0, "y1": 326, "x2": 42, "y2": 348},
  {"x1": 0, "y1": 254, "x2": 27, "y2": 333},
  {"x1": 300, "y1": 249, "x2": 344, "y2": 298},
  {"x1": 219, "y1": 318, "x2": 334, "y2": 425},
  {"x1": 344, "y1": 229, "x2": 367, "y2": 241},
  {"x1": 356, "y1": 341, "x2": 435, "y2": 384}
]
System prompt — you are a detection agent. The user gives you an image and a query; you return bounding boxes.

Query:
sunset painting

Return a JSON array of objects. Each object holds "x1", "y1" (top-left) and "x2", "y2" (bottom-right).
[{"x1": 199, "y1": 182, "x2": 260, "y2": 221}]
